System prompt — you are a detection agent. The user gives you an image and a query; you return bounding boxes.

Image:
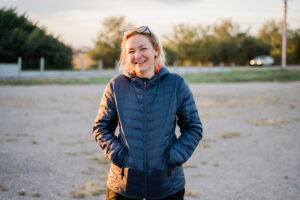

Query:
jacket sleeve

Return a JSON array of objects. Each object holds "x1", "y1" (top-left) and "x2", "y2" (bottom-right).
[
  {"x1": 167, "y1": 78, "x2": 203, "y2": 166},
  {"x1": 92, "y1": 82, "x2": 126, "y2": 168}
]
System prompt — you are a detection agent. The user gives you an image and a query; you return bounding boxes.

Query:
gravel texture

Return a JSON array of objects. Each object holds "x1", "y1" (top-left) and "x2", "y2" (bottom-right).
[{"x1": 0, "y1": 82, "x2": 300, "y2": 200}]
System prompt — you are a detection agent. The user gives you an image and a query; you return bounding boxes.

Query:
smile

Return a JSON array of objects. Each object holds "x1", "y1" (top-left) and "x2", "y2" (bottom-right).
[{"x1": 134, "y1": 60, "x2": 147, "y2": 64}]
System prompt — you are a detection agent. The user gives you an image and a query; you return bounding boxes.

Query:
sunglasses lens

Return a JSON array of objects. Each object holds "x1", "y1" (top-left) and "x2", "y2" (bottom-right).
[
  {"x1": 136, "y1": 26, "x2": 147, "y2": 33},
  {"x1": 123, "y1": 26, "x2": 151, "y2": 36}
]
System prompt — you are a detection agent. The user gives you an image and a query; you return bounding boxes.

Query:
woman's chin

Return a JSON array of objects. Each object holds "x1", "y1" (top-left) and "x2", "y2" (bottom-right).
[{"x1": 134, "y1": 65, "x2": 147, "y2": 74}]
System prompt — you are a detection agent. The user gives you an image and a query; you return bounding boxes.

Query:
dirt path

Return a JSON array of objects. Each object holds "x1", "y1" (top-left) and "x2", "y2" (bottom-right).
[{"x1": 1, "y1": 82, "x2": 299, "y2": 200}]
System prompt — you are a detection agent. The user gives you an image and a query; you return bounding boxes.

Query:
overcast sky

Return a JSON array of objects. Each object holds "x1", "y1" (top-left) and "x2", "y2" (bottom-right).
[{"x1": 1, "y1": 0, "x2": 300, "y2": 48}]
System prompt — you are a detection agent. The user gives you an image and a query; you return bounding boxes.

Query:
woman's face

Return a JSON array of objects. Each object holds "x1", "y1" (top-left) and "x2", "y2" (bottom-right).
[{"x1": 125, "y1": 34, "x2": 158, "y2": 79}]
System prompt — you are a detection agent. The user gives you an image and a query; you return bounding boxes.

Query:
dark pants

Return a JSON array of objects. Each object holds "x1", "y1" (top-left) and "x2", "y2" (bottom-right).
[{"x1": 106, "y1": 188, "x2": 185, "y2": 200}]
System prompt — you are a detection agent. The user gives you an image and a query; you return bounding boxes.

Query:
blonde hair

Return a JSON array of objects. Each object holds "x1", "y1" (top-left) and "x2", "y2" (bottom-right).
[{"x1": 119, "y1": 27, "x2": 165, "y2": 74}]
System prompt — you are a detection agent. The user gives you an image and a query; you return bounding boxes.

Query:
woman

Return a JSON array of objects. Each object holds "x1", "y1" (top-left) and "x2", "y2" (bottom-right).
[{"x1": 92, "y1": 26, "x2": 202, "y2": 200}]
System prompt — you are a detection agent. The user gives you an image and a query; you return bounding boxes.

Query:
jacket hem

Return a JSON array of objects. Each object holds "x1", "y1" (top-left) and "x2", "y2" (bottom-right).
[{"x1": 107, "y1": 185, "x2": 185, "y2": 199}]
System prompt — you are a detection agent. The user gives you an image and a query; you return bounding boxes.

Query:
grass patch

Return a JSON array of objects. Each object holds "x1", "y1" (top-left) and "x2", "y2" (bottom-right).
[
  {"x1": 0, "y1": 76, "x2": 111, "y2": 86},
  {"x1": 195, "y1": 173, "x2": 205, "y2": 177},
  {"x1": 70, "y1": 181, "x2": 106, "y2": 198},
  {"x1": 247, "y1": 118, "x2": 295, "y2": 127},
  {"x1": 81, "y1": 168, "x2": 108, "y2": 176},
  {"x1": 185, "y1": 189, "x2": 198, "y2": 197},
  {"x1": 31, "y1": 193, "x2": 41, "y2": 197},
  {"x1": 183, "y1": 163, "x2": 197, "y2": 168},
  {"x1": 184, "y1": 68, "x2": 300, "y2": 83},
  {"x1": 31, "y1": 140, "x2": 38, "y2": 145},
  {"x1": 0, "y1": 137, "x2": 18, "y2": 142},
  {"x1": 198, "y1": 138, "x2": 215, "y2": 149},
  {"x1": 90, "y1": 156, "x2": 110, "y2": 165},
  {"x1": 221, "y1": 131, "x2": 241, "y2": 139},
  {"x1": 60, "y1": 140, "x2": 87, "y2": 146},
  {"x1": 1, "y1": 68, "x2": 300, "y2": 85},
  {"x1": 213, "y1": 163, "x2": 220, "y2": 167},
  {"x1": 18, "y1": 189, "x2": 26, "y2": 196},
  {"x1": 65, "y1": 152, "x2": 80, "y2": 156},
  {"x1": 0, "y1": 181, "x2": 8, "y2": 191}
]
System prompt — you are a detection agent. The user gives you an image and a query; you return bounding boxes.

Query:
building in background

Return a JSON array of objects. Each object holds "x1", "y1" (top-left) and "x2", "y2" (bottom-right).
[{"x1": 72, "y1": 46, "x2": 96, "y2": 70}]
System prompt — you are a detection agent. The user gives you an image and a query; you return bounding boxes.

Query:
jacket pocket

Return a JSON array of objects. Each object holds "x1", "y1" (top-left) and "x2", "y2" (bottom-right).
[
  {"x1": 167, "y1": 165, "x2": 176, "y2": 177},
  {"x1": 120, "y1": 148, "x2": 128, "y2": 179}
]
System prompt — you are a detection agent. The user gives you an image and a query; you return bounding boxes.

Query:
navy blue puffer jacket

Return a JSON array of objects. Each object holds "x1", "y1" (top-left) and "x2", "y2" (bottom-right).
[{"x1": 92, "y1": 67, "x2": 202, "y2": 199}]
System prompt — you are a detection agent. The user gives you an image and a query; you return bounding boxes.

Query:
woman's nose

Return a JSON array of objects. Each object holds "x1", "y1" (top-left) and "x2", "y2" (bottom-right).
[{"x1": 134, "y1": 51, "x2": 141, "y2": 58}]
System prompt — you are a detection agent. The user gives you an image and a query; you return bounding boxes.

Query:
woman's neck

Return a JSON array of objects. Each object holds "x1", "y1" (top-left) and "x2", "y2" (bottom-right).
[{"x1": 135, "y1": 70, "x2": 155, "y2": 79}]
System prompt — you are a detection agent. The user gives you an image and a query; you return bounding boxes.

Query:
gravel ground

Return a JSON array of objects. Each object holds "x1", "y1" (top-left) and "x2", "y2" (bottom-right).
[{"x1": 0, "y1": 82, "x2": 300, "y2": 200}]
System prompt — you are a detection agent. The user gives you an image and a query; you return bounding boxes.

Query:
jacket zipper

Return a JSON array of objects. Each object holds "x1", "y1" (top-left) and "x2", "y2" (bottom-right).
[{"x1": 143, "y1": 79, "x2": 148, "y2": 195}]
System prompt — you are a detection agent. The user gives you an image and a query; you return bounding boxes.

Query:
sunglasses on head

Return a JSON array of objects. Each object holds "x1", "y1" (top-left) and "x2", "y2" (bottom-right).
[{"x1": 123, "y1": 26, "x2": 152, "y2": 36}]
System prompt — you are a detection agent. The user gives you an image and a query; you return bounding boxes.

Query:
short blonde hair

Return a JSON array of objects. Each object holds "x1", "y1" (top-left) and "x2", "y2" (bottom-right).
[{"x1": 119, "y1": 27, "x2": 165, "y2": 74}]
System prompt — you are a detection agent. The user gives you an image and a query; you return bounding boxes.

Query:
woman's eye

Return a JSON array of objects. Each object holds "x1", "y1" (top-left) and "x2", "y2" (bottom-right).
[{"x1": 128, "y1": 51, "x2": 134, "y2": 54}]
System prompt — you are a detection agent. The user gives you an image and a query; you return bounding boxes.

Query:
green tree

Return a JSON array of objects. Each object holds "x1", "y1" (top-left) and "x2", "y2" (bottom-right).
[
  {"x1": 257, "y1": 20, "x2": 282, "y2": 64},
  {"x1": 163, "y1": 24, "x2": 204, "y2": 65},
  {"x1": 213, "y1": 19, "x2": 241, "y2": 40},
  {"x1": 88, "y1": 16, "x2": 133, "y2": 68},
  {"x1": 287, "y1": 29, "x2": 300, "y2": 64},
  {"x1": 164, "y1": 19, "x2": 299, "y2": 66},
  {"x1": 235, "y1": 34, "x2": 270, "y2": 65},
  {"x1": 198, "y1": 35, "x2": 221, "y2": 65},
  {"x1": 0, "y1": 7, "x2": 72, "y2": 70},
  {"x1": 257, "y1": 20, "x2": 300, "y2": 65},
  {"x1": 212, "y1": 19, "x2": 242, "y2": 65},
  {"x1": 163, "y1": 46, "x2": 178, "y2": 66},
  {"x1": 24, "y1": 28, "x2": 72, "y2": 69},
  {"x1": 0, "y1": 7, "x2": 34, "y2": 63},
  {"x1": 164, "y1": 20, "x2": 246, "y2": 66}
]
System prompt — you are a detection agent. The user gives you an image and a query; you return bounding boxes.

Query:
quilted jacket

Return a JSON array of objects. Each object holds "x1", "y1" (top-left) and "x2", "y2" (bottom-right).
[{"x1": 92, "y1": 67, "x2": 202, "y2": 199}]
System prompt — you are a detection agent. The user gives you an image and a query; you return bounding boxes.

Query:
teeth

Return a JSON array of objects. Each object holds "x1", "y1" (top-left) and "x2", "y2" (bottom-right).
[{"x1": 134, "y1": 60, "x2": 146, "y2": 64}]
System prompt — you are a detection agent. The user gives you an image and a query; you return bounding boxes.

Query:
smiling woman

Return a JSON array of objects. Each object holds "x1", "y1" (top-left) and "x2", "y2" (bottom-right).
[
  {"x1": 119, "y1": 26, "x2": 165, "y2": 79},
  {"x1": 92, "y1": 26, "x2": 203, "y2": 200},
  {"x1": 125, "y1": 34, "x2": 157, "y2": 78}
]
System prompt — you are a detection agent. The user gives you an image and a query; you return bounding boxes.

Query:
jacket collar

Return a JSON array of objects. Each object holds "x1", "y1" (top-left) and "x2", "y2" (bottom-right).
[{"x1": 123, "y1": 67, "x2": 169, "y2": 88}]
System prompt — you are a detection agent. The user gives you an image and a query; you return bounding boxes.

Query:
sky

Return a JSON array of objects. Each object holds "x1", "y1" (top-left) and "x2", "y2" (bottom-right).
[{"x1": 1, "y1": 0, "x2": 300, "y2": 49}]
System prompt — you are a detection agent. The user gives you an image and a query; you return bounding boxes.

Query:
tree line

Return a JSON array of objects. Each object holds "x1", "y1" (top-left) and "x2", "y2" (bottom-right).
[
  {"x1": 90, "y1": 16, "x2": 300, "y2": 68},
  {"x1": 0, "y1": 8, "x2": 72, "y2": 70},
  {"x1": 1, "y1": 8, "x2": 299, "y2": 70},
  {"x1": 164, "y1": 20, "x2": 300, "y2": 66}
]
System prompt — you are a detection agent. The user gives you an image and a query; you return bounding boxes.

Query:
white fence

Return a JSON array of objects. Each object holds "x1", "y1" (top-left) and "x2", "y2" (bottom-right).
[
  {"x1": 0, "y1": 57, "x2": 22, "y2": 78},
  {"x1": 0, "y1": 67, "x2": 234, "y2": 79},
  {"x1": 1, "y1": 57, "x2": 298, "y2": 79},
  {"x1": 0, "y1": 64, "x2": 20, "y2": 78},
  {"x1": 0, "y1": 57, "x2": 117, "y2": 78},
  {"x1": 19, "y1": 69, "x2": 117, "y2": 78},
  {"x1": 0, "y1": 56, "x2": 234, "y2": 78},
  {"x1": 167, "y1": 66, "x2": 232, "y2": 74}
]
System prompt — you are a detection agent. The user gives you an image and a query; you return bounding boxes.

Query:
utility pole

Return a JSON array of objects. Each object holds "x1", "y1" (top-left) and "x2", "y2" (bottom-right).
[{"x1": 282, "y1": 0, "x2": 287, "y2": 69}]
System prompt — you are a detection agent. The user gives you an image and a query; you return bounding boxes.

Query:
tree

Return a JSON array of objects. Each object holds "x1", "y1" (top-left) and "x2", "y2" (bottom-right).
[
  {"x1": 235, "y1": 34, "x2": 270, "y2": 65},
  {"x1": 0, "y1": 7, "x2": 34, "y2": 63},
  {"x1": 287, "y1": 29, "x2": 300, "y2": 64},
  {"x1": 164, "y1": 19, "x2": 299, "y2": 66},
  {"x1": 163, "y1": 24, "x2": 204, "y2": 65},
  {"x1": 257, "y1": 20, "x2": 300, "y2": 65},
  {"x1": 163, "y1": 46, "x2": 178, "y2": 66},
  {"x1": 164, "y1": 20, "x2": 248, "y2": 66},
  {"x1": 257, "y1": 20, "x2": 282, "y2": 64},
  {"x1": 198, "y1": 35, "x2": 221, "y2": 65},
  {"x1": 0, "y1": 7, "x2": 72, "y2": 70},
  {"x1": 213, "y1": 19, "x2": 241, "y2": 41},
  {"x1": 212, "y1": 19, "x2": 243, "y2": 65},
  {"x1": 88, "y1": 16, "x2": 133, "y2": 68}
]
